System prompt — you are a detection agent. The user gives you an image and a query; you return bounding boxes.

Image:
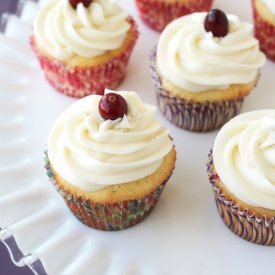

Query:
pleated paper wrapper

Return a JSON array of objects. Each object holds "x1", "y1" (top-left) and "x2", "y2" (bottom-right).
[
  {"x1": 30, "y1": 18, "x2": 139, "y2": 98},
  {"x1": 207, "y1": 151, "x2": 275, "y2": 245},
  {"x1": 135, "y1": 0, "x2": 213, "y2": 32},
  {"x1": 44, "y1": 153, "x2": 172, "y2": 231},
  {"x1": 252, "y1": 0, "x2": 275, "y2": 62},
  {"x1": 149, "y1": 48, "x2": 245, "y2": 132}
]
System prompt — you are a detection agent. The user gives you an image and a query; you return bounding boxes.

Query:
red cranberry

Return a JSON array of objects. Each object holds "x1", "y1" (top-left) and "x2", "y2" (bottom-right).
[
  {"x1": 99, "y1": 93, "x2": 128, "y2": 121},
  {"x1": 69, "y1": 0, "x2": 92, "y2": 9},
  {"x1": 204, "y1": 9, "x2": 229, "y2": 37}
]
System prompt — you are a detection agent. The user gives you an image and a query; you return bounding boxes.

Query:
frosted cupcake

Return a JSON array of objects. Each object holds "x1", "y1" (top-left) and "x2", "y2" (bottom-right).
[
  {"x1": 31, "y1": 0, "x2": 138, "y2": 98},
  {"x1": 252, "y1": 0, "x2": 275, "y2": 61},
  {"x1": 207, "y1": 110, "x2": 275, "y2": 245},
  {"x1": 135, "y1": 0, "x2": 213, "y2": 32},
  {"x1": 45, "y1": 89, "x2": 176, "y2": 230},
  {"x1": 150, "y1": 9, "x2": 265, "y2": 132}
]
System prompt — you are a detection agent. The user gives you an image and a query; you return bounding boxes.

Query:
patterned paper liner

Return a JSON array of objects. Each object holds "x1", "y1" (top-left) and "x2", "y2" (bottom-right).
[
  {"x1": 44, "y1": 153, "x2": 171, "y2": 231},
  {"x1": 30, "y1": 18, "x2": 139, "y2": 98},
  {"x1": 149, "y1": 48, "x2": 244, "y2": 132},
  {"x1": 135, "y1": 0, "x2": 213, "y2": 32},
  {"x1": 252, "y1": 0, "x2": 275, "y2": 61},
  {"x1": 207, "y1": 151, "x2": 275, "y2": 245}
]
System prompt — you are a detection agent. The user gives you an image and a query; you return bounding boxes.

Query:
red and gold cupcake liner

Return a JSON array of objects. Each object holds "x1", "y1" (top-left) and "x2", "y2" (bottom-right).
[
  {"x1": 252, "y1": 0, "x2": 275, "y2": 61},
  {"x1": 207, "y1": 151, "x2": 275, "y2": 245},
  {"x1": 135, "y1": 0, "x2": 213, "y2": 32},
  {"x1": 31, "y1": 18, "x2": 139, "y2": 98},
  {"x1": 44, "y1": 153, "x2": 171, "y2": 231},
  {"x1": 149, "y1": 48, "x2": 244, "y2": 132}
]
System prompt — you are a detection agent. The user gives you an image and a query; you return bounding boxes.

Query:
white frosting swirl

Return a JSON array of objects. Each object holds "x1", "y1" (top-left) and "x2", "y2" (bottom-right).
[
  {"x1": 48, "y1": 90, "x2": 173, "y2": 191},
  {"x1": 157, "y1": 12, "x2": 265, "y2": 92},
  {"x1": 34, "y1": 0, "x2": 131, "y2": 60},
  {"x1": 261, "y1": 0, "x2": 275, "y2": 14},
  {"x1": 213, "y1": 110, "x2": 275, "y2": 210}
]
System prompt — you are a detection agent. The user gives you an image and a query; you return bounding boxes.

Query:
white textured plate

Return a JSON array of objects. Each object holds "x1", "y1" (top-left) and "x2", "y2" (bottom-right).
[{"x1": 1, "y1": 1, "x2": 275, "y2": 274}]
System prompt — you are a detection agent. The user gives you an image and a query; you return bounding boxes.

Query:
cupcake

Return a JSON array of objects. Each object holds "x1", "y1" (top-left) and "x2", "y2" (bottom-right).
[
  {"x1": 150, "y1": 9, "x2": 265, "y2": 132},
  {"x1": 31, "y1": 0, "x2": 139, "y2": 98},
  {"x1": 252, "y1": 0, "x2": 275, "y2": 61},
  {"x1": 45, "y1": 89, "x2": 176, "y2": 231},
  {"x1": 135, "y1": 0, "x2": 213, "y2": 32},
  {"x1": 207, "y1": 110, "x2": 275, "y2": 245}
]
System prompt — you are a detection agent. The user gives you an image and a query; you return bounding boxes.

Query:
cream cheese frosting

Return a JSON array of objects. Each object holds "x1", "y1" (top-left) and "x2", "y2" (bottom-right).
[
  {"x1": 48, "y1": 90, "x2": 173, "y2": 191},
  {"x1": 34, "y1": 0, "x2": 131, "y2": 60},
  {"x1": 156, "y1": 12, "x2": 265, "y2": 92},
  {"x1": 213, "y1": 110, "x2": 275, "y2": 210},
  {"x1": 261, "y1": 0, "x2": 275, "y2": 14}
]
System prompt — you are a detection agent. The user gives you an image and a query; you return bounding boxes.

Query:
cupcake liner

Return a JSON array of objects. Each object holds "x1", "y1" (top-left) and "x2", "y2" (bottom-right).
[
  {"x1": 252, "y1": 0, "x2": 275, "y2": 61},
  {"x1": 30, "y1": 18, "x2": 139, "y2": 98},
  {"x1": 149, "y1": 48, "x2": 244, "y2": 132},
  {"x1": 44, "y1": 153, "x2": 171, "y2": 231},
  {"x1": 135, "y1": 0, "x2": 213, "y2": 32},
  {"x1": 207, "y1": 150, "x2": 275, "y2": 245}
]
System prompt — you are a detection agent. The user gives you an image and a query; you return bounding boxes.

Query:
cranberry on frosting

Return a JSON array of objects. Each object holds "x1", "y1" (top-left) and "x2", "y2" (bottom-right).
[
  {"x1": 47, "y1": 90, "x2": 173, "y2": 191},
  {"x1": 156, "y1": 12, "x2": 265, "y2": 92},
  {"x1": 69, "y1": 0, "x2": 92, "y2": 9},
  {"x1": 34, "y1": 0, "x2": 131, "y2": 60},
  {"x1": 204, "y1": 9, "x2": 229, "y2": 37},
  {"x1": 99, "y1": 93, "x2": 128, "y2": 121}
]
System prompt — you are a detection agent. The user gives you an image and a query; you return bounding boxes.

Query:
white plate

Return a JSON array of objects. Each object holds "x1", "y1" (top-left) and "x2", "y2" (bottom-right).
[{"x1": 1, "y1": 1, "x2": 275, "y2": 274}]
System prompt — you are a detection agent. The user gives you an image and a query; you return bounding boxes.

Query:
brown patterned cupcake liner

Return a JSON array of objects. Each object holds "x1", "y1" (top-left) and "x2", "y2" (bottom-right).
[
  {"x1": 135, "y1": 0, "x2": 213, "y2": 32},
  {"x1": 44, "y1": 152, "x2": 171, "y2": 231},
  {"x1": 207, "y1": 151, "x2": 275, "y2": 245},
  {"x1": 252, "y1": 0, "x2": 275, "y2": 61},
  {"x1": 149, "y1": 48, "x2": 244, "y2": 132},
  {"x1": 30, "y1": 18, "x2": 139, "y2": 98}
]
